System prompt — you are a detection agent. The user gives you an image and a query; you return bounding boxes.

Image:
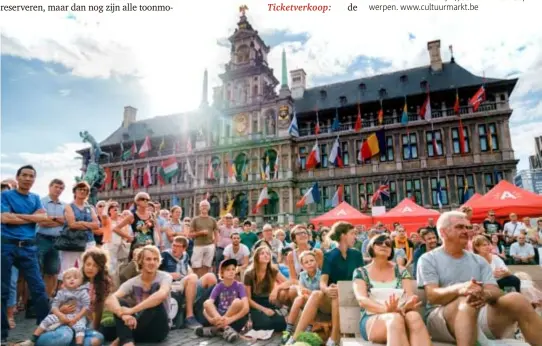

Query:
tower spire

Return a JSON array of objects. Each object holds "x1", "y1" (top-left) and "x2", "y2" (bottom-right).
[
  {"x1": 281, "y1": 48, "x2": 288, "y2": 88},
  {"x1": 200, "y1": 69, "x2": 208, "y2": 107}
]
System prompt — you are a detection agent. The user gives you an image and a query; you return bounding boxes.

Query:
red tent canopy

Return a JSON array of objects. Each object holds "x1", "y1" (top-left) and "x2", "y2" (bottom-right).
[
  {"x1": 310, "y1": 201, "x2": 372, "y2": 227},
  {"x1": 461, "y1": 193, "x2": 483, "y2": 208},
  {"x1": 374, "y1": 198, "x2": 440, "y2": 233},
  {"x1": 468, "y1": 180, "x2": 542, "y2": 220}
]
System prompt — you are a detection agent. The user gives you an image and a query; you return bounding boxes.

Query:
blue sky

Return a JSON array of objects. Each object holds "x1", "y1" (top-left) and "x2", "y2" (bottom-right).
[{"x1": 1, "y1": 0, "x2": 541, "y2": 198}]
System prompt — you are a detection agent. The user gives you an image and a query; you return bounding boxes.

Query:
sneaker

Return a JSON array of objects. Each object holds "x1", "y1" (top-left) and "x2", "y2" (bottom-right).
[
  {"x1": 184, "y1": 316, "x2": 202, "y2": 330},
  {"x1": 221, "y1": 326, "x2": 239, "y2": 343},
  {"x1": 281, "y1": 331, "x2": 291, "y2": 345},
  {"x1": 286, "y1": 337, "x2": 295, "y2": 345},
  {"x1": 195, "y1": 326, "x2": 218, "y2": 337},
  {"x1": 16, "y1": 340, "x2": 35, "y2": 346},
  {"x1": 325, "y1": 338, "x2": 336, "y2": 346}
]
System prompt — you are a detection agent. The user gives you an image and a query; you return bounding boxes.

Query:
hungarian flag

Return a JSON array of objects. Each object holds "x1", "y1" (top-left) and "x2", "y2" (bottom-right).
[
  {"x1": 252, "y1": 187, "x2": 269, "y2": 214},
  {"x1": 354, "y1": 104, "x2": 362, "y2": 132},
  {"x1": 469, "y1": 86, "x2": 486, "y2": 112},
  {"x1": 143, "y1": 163, "x2": 152, "y2": 187},
  {"x1": 159, "y1": 157, "x2": 179, "y2": 181},
  {"x1": 139, "y1": 136, "x2": 152, "y2": 158},
  {"x1": 306, "y1": 141, "x2": 321, "y2": 170},
  {"x1": 296, "y1": 183, "x2": 321, "y2": 208}
]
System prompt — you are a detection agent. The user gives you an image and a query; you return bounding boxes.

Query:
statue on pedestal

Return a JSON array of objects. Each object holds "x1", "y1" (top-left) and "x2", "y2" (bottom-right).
[{"x1": 76, "y1": 131, "x2": 108, "y2": 206}]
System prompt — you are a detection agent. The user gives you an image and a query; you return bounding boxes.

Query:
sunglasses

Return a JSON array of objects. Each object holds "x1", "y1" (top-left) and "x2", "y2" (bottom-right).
[{"x1": 139, "y1": 198, "x2": 149, "y2": 202}]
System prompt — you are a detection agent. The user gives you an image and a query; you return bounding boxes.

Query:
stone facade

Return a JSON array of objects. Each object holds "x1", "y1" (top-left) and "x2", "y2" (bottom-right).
[{"x1": 87, "y1": 14, "x2": 518, "y2": 225}]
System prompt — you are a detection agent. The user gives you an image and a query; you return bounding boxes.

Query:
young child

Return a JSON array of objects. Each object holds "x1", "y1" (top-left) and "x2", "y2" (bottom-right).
[
  {"x1": 19, "y1": 268, "x2": 90, "y2": 346},
  {"x1": 283, "y1": 250, "x2": 322, "y2": 344},
  {"x1": 195, "y1": 258, "x2": 249, "y2": 343}
]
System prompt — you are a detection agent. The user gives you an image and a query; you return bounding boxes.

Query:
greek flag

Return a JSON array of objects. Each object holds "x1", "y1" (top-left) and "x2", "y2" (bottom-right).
[{"x1": 288, "y1": 106, "x2": 299, "y2": 137}]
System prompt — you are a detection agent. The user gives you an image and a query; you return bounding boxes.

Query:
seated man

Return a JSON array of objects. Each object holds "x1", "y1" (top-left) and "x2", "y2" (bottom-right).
[
  {"x1": 222, "y1": 232, "x2": 249, "y2": 276},
  {"x1": 509, "y1": 234, "x2": 536, "y2": 264},
  {"x1": 417, "y1": 211, "x2": 542, "y2": 346},
  {"x1": 160, "y1": 235, "x2": 217, "y2": 329},
  {"x1": 106, "y1": 245, "x2": 171, "y2": 346}
]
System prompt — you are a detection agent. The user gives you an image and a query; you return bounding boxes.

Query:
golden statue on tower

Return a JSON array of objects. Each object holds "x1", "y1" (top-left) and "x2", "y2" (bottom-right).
[{"x1": 239, "y1": 5, "x2": 248, "y2": 15}]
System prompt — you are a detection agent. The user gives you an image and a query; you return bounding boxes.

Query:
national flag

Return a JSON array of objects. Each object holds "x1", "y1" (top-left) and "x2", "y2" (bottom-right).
[
  {"x1": 204, "y1": 192, "x2": 210, "y2": 201},
  {"x1": 138, "y1": 136, "x2": 152, "y2": 158},
  {"x1": 158, "y1": 136, "x2": 165, "y2": 155},
  {"x1": 118, "y1": 168, "x2": 126, "y2": 188},
  {"x1": 273, "y1": 154, "x2": 279, "y2": 179},
  {"x1": 288, "y1": 106, "x2": 299, "y2": 137},
  {"x1": 264, "y1": 156, "x2": 270, "y2": 180},
  {"x1": 359, "y1": 129, "x2": 386, "y2": 161},
  {"x1": 102, "y1": 167, "x2": 112, "y2": 190},
  {"x1": 431, "y1": 125, "x2": 441, "y2": 156},
  {"x1": 130, "y1": 141, "x2": 137, "y2": 158},
  {"x1": 260, "y1": 159, "x2": 267, "y2": 180},
  {"x1": 172, "y1": 196, "x2": 180, "y2": 206},
  {"x1": 328, "y1": 137, "x2": 344, "y2": 168},
  {"x1": 113, "y1": 171, "x2": 119, "y2": 190},
  {"x1": 462, "y1": 176, "x2": 470, "y2": 204},
  {"x1": 330, "y1": 185, "x2": 343, "y2": 207},
  {"x1": 159, "y1": 157, "x2": 179, "y2": 181},
  {"x1": 436, "y1": 179, "x2": 443, "y2": 209},
  {"x1": 315, "y1": 109, "x2": 321, "y2": 135},
  {"x1": 354, "y1": 103, "x2": 362, "y2": 132},
  {"x1": 252, "y1": 186, "x2": 269, "y2": 213},
  {"x1": 469, "y1": 85, "x2": 486, "y2": 112},
  {"x1": 121, "y1": 148, "x2": 132, "y2": 161},
  {"x1": 207, "y1": 159, "x2": 214, "y2": 180},
  {"x1": 186, "y1": 140, "x2": 193, "y2": 153},
  {"x1": 331, "y1": 108, "x2": 340, "y2": 131},
  {"x1": 186, "y1": 158, "x2": 195, "y2": 179},
  {"x1": 228, "y1": 158, "x2": 237, "y2": 183},
  {"x1": 305, "y1": 141, "x2": 321, "y2": 170},
  {"x1": 131, "y1": 170, "x2": 139, "y2": 189},
  {"x1": 487, "y1": 126, "x2": 493, "y2": 152},
  {"x1": 296, "y1": 183, "x2": 321, "y2": 208},
  {"x1": 371, "y1": 182, "x2": 390, "y2": 206},
  {"x1": 142, "y1": 163, "x2": 152, "y2": 187},
  {"x1": 296, "y1": 152, "x2": 301, "y2": 170},
  {"x1": 377, "y1": 100, "x2": 384, "y2": 125},
  {"x1": 405, "y1": 130, "x2": 412, "y2": 159},
  {"x1": 458, "y1": 118, "x2": 467, "y2": 154},
  {"x1": 453, "y1": 89, "x2": 460, "y2": 115},
  {"x1": 401, "y1": 100, "x2": 409, "y2": 125},
  {"x1": 173, "y1": 141, "x2": 181, "y2": 154},
  {"x1": 419, "y1": 93, "x2": 432, "y2": 120}
]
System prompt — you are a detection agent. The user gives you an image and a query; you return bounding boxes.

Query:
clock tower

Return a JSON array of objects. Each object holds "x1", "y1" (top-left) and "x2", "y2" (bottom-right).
[{"x1": 214, "y1": 8, "x2": 292, "y2": 139}]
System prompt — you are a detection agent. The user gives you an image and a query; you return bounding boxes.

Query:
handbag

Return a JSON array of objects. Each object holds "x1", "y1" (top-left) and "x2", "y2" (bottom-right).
[{"x1": 54, "y1": 227, "x2": 88, "y2": 252}]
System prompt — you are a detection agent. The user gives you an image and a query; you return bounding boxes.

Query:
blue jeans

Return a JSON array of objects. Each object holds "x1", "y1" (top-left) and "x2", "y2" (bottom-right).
[
  {"x1": 36, "y1": 327, "x2": 104, "y2": 346},
  {"x1": 8, "y1": 267, "x2": 18, "y2": 308},
  {"x1": 1, "y1": 243, "x2": 49, "y2": 339}
]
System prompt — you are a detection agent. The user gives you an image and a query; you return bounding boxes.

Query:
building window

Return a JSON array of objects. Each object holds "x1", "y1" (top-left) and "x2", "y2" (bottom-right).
[
  {"x1": 299, "y1": 187, "x2": 308, "y2": 214},
  {"x1": 264, "y1": 190, "x2": 279, "y2": 215},
  {"x1": 299, "y1": 147, "x2": 307, "y2": 170},
  {"x1": 356, "y1": 140, "x2": 371, "y2": 164},
  {"x1": 383, "y1": 181, "x2": 397, "y2": 208},
  {"x1": 151, "y1": 165, "x2": 159, "y2": 185},
  {"x1": 319, "y1": 143, "x2": 328, "y2": 168},
  {"x1": 484, "y1": 172, "x2": 502, "y2": 192},
  {"x1": 358, "y1": 183, "x2": 373, "y2": 209},
  {"x1": 341, "y1": 142, "x2": 349, "y2": 165},
  {"x1": 402, "y1": 133, "x2": 418, "y2": 160},
  {"x1": 426, "y1": 130, "x2": 444, "y2": 157},
  {"x1": 380, "y1": 136, "x2": 394, "y2": 162},
  {"x1": 405, "y1": 179, "x2": 422, "y2": 204},
  {"x1": 431, "y1": 177, "x2": 449, "y2": 207},
  {"x1": 319, "y1": 186, "x2": 330, "y2": 212},
  {"x1": 452, "y1": 127, "x2": 470, "y2": 154},
  {"x1": 137, "y1": 167, "x2": 144, "y2": 187},
  {"x1": 344, "y1": 185, "x2": 351, "y2": 204},
  {"x1": 456, "y1": 174, "x2": 475, "y2": 204},
  {"x1": 478, "y1": 124, "x2": 499, "y2": 152}
]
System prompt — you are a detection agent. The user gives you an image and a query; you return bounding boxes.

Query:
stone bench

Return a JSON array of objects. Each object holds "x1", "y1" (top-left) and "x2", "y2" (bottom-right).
[{"x1": 337, "y1": 277, "x2": 533, "y2": 346}]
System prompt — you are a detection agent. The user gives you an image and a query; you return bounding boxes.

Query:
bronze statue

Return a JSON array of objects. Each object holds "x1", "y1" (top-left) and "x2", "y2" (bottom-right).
[{"x1": 76, "y1": 131, "x2": 107, "y2": 205}]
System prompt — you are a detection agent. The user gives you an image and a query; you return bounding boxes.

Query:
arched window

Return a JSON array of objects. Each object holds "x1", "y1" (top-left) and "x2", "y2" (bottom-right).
[
  {"x1": 234, "y1": 153, "x2": 249, "y2": 182},
  {"x1": 209, "y1": 195, "x2": 220, "y2": 218},
  {"x1": 264, "y1": 190, "x2": 279, "y2": 215},
  {"x1": 234, "y1": 193, "x2": 248, "y2": 219},
  {"x1": 209, "y1": 156, "x2": 221, "y2": 181},
  {"x1": 262, "y1": 149, "x2": 278, "y2": 179},
  {"x1": 236, "y1": 45, "x2": 250, "y2": 64}
]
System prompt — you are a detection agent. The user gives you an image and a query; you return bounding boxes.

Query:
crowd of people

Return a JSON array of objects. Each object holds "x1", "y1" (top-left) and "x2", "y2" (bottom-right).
[{"x1": 1, "y1": 165, "x2": 542, "y2": 346}]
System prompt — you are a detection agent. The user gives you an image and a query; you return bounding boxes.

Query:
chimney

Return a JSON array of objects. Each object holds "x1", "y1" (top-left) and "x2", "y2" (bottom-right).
[
  {"x1": 427, "y1": 40, "x2": 443, "y2": 72},
  {"x1": 290, "y1": 69, "x2": 307, "y2": 100},
  {"x1": 123, "y1": 106, "x2": 137, "y2": 128}
]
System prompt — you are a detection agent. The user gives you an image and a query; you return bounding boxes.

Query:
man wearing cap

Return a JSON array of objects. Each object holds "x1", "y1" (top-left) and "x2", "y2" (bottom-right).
[
  {"x1": 1, "y1": 165, "x2": 49, "y2": 344},
  {"x1": 215, "y1": 213, "x2": 235, "y2": 270},
  {"x1": 190, "y1": 200, "x2": 219, "y2": 277}
]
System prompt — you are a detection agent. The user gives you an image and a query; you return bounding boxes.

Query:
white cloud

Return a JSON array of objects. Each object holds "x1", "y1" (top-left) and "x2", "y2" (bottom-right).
[
  {"x1": 58, "y1": 88, "x2": 71, "y2": 97},
  {"x1": 0, "y1": 143, "x2": 87, "y2": 201}
]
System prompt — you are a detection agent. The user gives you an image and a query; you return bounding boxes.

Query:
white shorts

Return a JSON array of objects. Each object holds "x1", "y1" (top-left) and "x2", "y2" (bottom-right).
[
  {"x1": 58, "y1": 242, "x2": 95, "y2": 279},
  {"x1": 191, "y1": 244, "x2": 215, "y2": 268}
]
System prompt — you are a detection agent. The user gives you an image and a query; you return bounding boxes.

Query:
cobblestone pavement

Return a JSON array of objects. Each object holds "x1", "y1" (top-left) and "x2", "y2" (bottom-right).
[{"x1": 8, "y1": 315, "x2": 281, "y2": 346}]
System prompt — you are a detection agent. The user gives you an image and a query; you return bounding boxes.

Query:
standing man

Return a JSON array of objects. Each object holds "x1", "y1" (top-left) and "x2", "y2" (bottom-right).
[
  {"x1": 1, "y1": 165, "x2": 49, "y2": 344},
  {"x1": 36, "y1": 179, "x2": 66, "y2": 298},
  {"x1": 215, "y1": 213, "x2": 235, "y2": 269},
  {"x1": 190, "y1": 200, "x2": 219, "y2": 277},
  {"x1": 239, "y1": 220, "x2": 258, "y2": 251}
]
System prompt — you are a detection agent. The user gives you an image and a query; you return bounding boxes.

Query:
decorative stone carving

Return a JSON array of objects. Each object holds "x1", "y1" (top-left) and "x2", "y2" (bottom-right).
[
  {"x1": 278, "y1": 105, "x2": 290, "y2": 129},
  {"x1": 264, "y1": 110, "x2": 276, "y2": 135},
  {"x1": 234, "y1": 113, "x2": 249, "y2": 135}
]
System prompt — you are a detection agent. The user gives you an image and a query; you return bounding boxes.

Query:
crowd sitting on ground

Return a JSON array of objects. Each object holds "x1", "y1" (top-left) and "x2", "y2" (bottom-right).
[{"x1": 2, "y1": 165, "x2": 542, "y2": 346}]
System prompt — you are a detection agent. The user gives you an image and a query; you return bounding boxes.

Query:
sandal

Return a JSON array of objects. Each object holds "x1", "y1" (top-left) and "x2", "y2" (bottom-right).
[
  {"x1": 221, "y1": 326, "x2": 239, "y2": 343},
  {"x1": 195, "y1": 326, "x2": 218, "y2": 337}
]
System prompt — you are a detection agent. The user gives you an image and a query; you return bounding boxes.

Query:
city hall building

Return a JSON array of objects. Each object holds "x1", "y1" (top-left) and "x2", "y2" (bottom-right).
[{"x1": 83, "y1": 13, "x2": 518, "y2": 224}]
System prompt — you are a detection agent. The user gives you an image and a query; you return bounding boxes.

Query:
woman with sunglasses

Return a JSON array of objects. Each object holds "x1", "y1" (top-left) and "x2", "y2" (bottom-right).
[
  {"x1": 353, "y1": 235, "x2": 431, "y2": 346},
  {"x1": 287, "y1": 225, "x2": 323, "y2": 282}
]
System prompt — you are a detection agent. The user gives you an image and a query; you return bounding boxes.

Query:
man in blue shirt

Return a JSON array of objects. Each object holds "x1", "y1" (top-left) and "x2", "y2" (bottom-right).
[
  {"x1": 1, "y1": 165, "x2": 50, "y2": 343},
  {"x1": 35, "y1": 179, "x2": 66, "y2": 298}
]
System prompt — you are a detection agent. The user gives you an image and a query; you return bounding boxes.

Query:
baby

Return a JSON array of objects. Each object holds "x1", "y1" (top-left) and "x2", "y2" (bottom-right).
[{"x1": 19, "y1": 268, "x2": 90, "y2": 346}]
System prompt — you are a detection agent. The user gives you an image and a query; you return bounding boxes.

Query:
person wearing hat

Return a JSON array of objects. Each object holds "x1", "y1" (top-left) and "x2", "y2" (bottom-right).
[{"x1": 196, "y1": 258, "x2": 249, "y2": 342}]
